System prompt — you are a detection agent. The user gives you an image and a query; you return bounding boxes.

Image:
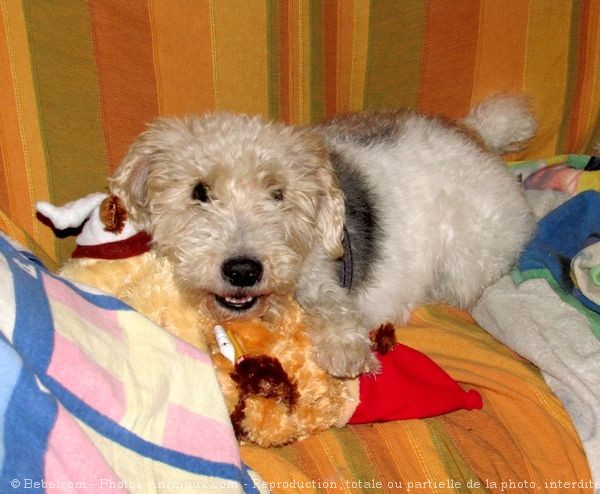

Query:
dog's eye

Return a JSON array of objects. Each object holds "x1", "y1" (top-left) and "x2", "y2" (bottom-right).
[
  {"x1": 270, "y1": 189, "x2": 284, "y2": 201},
  {"x1": 192, "y1": 182, "x2": 211, "y2": 203}
]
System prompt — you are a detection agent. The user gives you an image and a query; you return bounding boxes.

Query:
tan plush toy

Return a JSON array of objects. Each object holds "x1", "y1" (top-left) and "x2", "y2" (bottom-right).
[
  {"x1": 37, "y1": 193, "x2": 483, "y2": 447},
  {"x1": 206, "y1": 301, "x2": 354, "y2": 446}
]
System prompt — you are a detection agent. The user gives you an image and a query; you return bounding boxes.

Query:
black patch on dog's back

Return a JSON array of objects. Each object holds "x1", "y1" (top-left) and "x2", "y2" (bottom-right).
[
  {"x1": 330, "y1": 152, "x2": 383, "y2": 290},
  {"x1": 320, "y1": 110, "x2": 410, "y2": 147}
]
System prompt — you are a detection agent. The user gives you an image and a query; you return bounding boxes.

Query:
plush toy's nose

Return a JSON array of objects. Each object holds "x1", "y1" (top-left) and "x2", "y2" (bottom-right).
[{"x1": 221, "y1": 257, "x2": 263, "y2": 287}]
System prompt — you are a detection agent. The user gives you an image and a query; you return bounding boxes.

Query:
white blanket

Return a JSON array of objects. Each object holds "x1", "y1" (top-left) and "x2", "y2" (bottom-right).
[{"x1": 473, "y1": 276, "x2": 600, "y2": 492}]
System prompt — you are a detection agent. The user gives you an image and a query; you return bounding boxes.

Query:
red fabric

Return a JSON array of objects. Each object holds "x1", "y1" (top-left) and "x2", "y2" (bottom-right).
[
  {"x1": 348, "y1": 343, "x2": 482, "y2": 424},
  {"x1": 72, "y1": 231, "x2": 152, "y2": 260}
]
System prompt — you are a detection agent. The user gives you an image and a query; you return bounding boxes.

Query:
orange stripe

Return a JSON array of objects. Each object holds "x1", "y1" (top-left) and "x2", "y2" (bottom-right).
[
  {"x1": 241, "y1": 447, "x2": 317, "y2": 494},
  {"x1": 0, "y1": 1, "x2": 55, "y2": 256},
  {"x1": 288, "y1": 434, "x2": 339, "y2": 492},
  {"x1": 471, "y1": 0, "x2": 528, "y2": 104},
  {"x1": 523, "y1": 0, "x2": 574, "y2": 157},
  {"x1": 442, "y1": 409, "x2": 531, "y2": 489},
  {"x1": 0, "y1": 213, "x2": 10, "y2": 237},
  {"x1": 567, "y1": 1, "x2": 600, "y2": 152},
  {"x1": 588, "y1": 4, "x2": 600, "y2": 152},
  {"x1": 88, "y1": 0, "x2": 159, "y2": 173},
  {"x1": 148, "y1": 0, "x2": 215, "y2": 116},
  {"x1": 419, "y1": 0, "x2": 481, "y2": 119},
  {"x1": 0, "y1": 209, "x2": 19, "y2": 244},
  {"x1": 584, "y1": 1, "x2": 600, "y2": 153},
  {"x1": 0, "y1": 4, "x2": 15, "y2": 216},
  {"x1": 0, "y1": 7, "x2": 30, "y2": 227},
  {"x1": 277, "y1": 0, "x2": 314, "y2": 124}
]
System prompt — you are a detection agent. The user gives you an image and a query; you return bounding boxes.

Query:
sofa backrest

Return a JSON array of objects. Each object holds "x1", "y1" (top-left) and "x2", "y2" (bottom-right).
[{"x1": 1, "y1": 1, "x2": 599, "y2": 264}]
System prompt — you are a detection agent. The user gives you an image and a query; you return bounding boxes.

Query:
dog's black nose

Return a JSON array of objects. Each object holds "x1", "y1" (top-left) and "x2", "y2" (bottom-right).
[{"x1": 221, "y1": 257, "x2": 263, "y2": 287}]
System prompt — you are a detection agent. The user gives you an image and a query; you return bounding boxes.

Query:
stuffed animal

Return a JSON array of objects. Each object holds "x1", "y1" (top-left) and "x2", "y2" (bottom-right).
[
  {"x1": 208, "y1": 304, "x2": 354, "y2": 446},
  {"x1": 37, "y1": 193, "x2": 483, "y2": 447}
]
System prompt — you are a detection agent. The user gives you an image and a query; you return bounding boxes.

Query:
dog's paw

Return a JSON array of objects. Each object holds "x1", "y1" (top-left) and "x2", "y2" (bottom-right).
[{"x1": 315, "y1": 333, "x2": 380, "y2": 378}]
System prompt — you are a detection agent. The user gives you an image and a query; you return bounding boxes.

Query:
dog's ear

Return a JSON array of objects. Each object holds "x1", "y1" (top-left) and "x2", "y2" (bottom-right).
[
  {"x1": 295, "y1": 129, "x2": 345, "y2": 259},
  {"x1": 316, "y1": 166, "x2": 345, "y2": 259},
  {"x1": 109, "y1": 145, "x2": 151, "y2": 229},
  {"x1": 110, "y1": 117, "x2": 186, "y2": 231},
  {"x1": 315, "y1": 155, "x2": 345, "y2": 260}
]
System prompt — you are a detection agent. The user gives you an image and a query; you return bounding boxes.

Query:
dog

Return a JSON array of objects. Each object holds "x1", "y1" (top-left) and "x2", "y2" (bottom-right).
[{"x1": 110, "y1": 94, "x2": 537, "y2": 378}]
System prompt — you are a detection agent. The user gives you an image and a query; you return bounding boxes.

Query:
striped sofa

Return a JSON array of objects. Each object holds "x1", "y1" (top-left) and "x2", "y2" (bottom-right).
[{"x1": 1, "y1": 2, "x2": 598, "y2": 493}]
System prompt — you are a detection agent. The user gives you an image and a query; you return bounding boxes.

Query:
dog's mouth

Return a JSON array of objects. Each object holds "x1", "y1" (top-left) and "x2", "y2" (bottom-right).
[{"x1": 215, "y1": 293, "x2": 261, "y2": 312}]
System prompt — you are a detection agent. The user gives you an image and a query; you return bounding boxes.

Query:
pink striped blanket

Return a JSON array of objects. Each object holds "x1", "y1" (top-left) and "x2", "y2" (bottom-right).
[{"x1": 0, "y1": 233, "x2": 266, "y2": 493}]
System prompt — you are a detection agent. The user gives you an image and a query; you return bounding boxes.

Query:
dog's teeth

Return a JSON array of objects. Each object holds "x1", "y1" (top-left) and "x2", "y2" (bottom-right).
[
  {"x1": 215, "y1": 294, "x2": 259, "y2": 311},
  {"x1": 226, "y1": 296, "x2": 253, "y2": 303}
]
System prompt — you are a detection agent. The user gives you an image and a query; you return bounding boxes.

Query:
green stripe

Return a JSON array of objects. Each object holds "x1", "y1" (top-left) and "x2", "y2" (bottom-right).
[
  {"x1": 557, "y1": 0, "x2": 583, "y2": 154},
  {"x1": 24, "y1": 232, "x2": 57, "y2": 272},
  {"x1": 271, "y1": 442, "x2": 299, "y2": 464},
  {"x1": 266, "y1": 0, "x2": 280, "y2": 120},
  {"x1": 567, "y1": 154, "x2": 595, "y2": 168},
  {"x1": 24, "y1": 0, "x2": 108, "y2": 263},
  {"x1": 332, "y1": 427, "x2": 384, "y2": 494},
  {"x1": 309, "y1": 0, "x2": 324, "y2": 123},
  {"x1": 364, "y1": 0, "x2": 426, "y2": 110},
  {"x1": 426, "y1": 419, "x2": 490, "y2": 493}
]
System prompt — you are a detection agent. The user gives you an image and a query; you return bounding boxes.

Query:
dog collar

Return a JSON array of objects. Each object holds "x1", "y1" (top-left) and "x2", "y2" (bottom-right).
[
  {"x1": 72, "y1": 231, "x2": 152, "y2": 260},
  {"x1": 339, "y1": 225, "x2": 353, "y2": 291}
]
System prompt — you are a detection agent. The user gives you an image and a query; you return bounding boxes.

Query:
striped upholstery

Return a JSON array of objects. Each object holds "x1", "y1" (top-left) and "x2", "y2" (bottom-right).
[{"x1": 1, "y1": 1, "x2": 600, "y2": 263}]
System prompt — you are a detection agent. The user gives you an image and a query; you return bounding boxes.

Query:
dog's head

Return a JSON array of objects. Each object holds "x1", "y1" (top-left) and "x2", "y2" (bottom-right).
[{"x1": 110, "y1": 113, "x2": 345, "y2": 319}]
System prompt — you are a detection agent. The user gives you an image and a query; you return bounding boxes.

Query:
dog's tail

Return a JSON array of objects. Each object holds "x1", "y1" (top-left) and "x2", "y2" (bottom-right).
[{"x1": 459, "y1": 94, "x2": 538, "y2": 154}]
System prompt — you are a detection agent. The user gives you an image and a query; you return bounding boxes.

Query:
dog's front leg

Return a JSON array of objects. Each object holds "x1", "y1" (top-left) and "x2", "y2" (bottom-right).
[{"x1": 296, "y1": 258, "x2": 380, "y2": 378}]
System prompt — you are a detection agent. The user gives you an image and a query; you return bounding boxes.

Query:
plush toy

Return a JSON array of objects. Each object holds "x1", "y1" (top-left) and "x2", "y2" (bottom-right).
[{"x1": 37, "y1": 193, "x2": 483, "y2": 447}]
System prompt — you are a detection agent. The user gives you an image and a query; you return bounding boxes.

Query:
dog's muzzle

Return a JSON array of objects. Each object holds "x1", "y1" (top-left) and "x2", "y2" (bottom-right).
[{"x1": 216, "y1": 257, "x2": 264, "y2": 312}]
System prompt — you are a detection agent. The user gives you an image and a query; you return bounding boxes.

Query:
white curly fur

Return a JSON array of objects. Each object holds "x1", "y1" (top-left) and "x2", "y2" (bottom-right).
[
  {"x1": 110, "y1": 94, "x2": 536, "y2": 378},
  {"x1": 459, "y1": 93, "x2": 538, "y2": 153}
]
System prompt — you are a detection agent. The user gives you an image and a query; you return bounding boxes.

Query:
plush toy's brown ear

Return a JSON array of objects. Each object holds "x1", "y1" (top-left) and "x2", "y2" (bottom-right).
[
  {"x1": 229, "y1": 354, "x2": 299, "y2": 441},
  {"x1": 99, "y1": 195, "x2": 128, "y2": 234},
  {"x1": 231, "y1": 355, "x2": 298, "y2": 407}
]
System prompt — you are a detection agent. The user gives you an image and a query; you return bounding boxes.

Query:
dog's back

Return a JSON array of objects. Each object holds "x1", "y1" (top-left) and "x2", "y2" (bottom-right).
[{"x1": 315, "y1": 95, "x2": 536, "y2": 326}]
